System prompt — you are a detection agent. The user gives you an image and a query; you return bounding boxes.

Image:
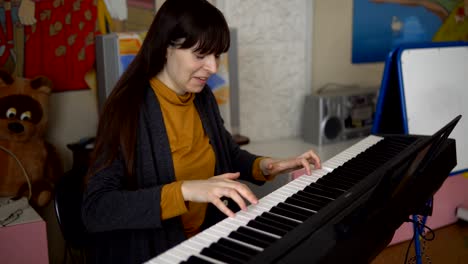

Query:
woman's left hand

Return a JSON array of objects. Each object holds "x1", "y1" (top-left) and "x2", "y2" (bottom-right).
[{"x1": 259, "y1": 149, "x2": 321, "y2": 177}]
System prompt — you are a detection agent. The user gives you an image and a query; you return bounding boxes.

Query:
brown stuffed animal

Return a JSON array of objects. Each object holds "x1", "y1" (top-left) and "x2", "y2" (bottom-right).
[{"x1": 0, "y1": 70, "x2": 62, "y2": 209}]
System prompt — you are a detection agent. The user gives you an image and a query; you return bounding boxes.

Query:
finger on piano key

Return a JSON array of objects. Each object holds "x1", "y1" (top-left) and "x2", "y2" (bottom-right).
[
  {"x1": 290, "y1": 168, "x2": 330, "y2": 181},
  {"x1": 240, "y1": 206, "x2": 271, "y2": 220},
  {"x1": 254, "y1": 198, "x2": 280, "y2": 210}
]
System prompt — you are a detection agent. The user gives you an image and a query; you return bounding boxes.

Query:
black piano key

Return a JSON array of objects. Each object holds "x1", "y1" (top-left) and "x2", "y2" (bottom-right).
[
  {"x1": 200, "y1": 247, "x2": 243, "y2": 264},
  {"x1": 296, "y1": 190, "x2": 333, "y2": 205},
  {"x1": 357, "y1": 154, "x2": 392, "y2": 165},
  {"x1": 285, "y1": 196, "x2": 321, "y2": 212},
  {"x1": 208, "y1": 242, "x2": 251, "y2": 261},
  {"x1": 310, "y1": 182, "x2": 346, "y2": 195},
  {"x1": 247, "y1": 219, "x2": 288, "y2": 236},
  {"x1": 367, "y1": 148, "x2": 397, "y2": 158},
  {"x1": 360, "y1": 149, "x2": 396, "y2": 161},
  {"x1": 183, "y1": 255, "x2": 213, "y2": 264},
  {"x1": 331, "y1": 166, "x2": 367, "y2": 179},
  {"x1": 270, "y1": 205, "x2": 309, "y2": 222},
  {"x1": 316, "y1": 177, "x2": 353, "y2": 190},
  {"x1": 290, "y1": 193, "x2": 328, "y2": 209},
  {"x1": 261, "y1": 212, "x2": 301, "y2": 228},
  {"x1": 339, "y1": 166, "x2": 372, "y2": 177},
  {"x1": 237, "y1": 226, "x2": 278, "y2": 244},
  {"x1": 217, "y1": 238, "x2": 259, "y2": 257},
  {"x1": 322, "y1": 174, "x2": 359, "y2": 185},
  {"x1": 228, "y1": 230, "x2": 270, "y2": 248},
  {"x1": 255, "y1": 215, "x2": 295, "y2": 231},
  {"x1": 303, "y1": 185, "x2": 339, "y2": 200},
  {"x1": 277, "y1": 202, "x2": 315, "y2": 217}
]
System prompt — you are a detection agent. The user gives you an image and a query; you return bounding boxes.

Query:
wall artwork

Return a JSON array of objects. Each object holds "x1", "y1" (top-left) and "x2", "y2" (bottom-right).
[
  {"x1": 352, "y1": 0, "x2": 468, "y2": 63},
  {"x1": 206, "y1": 52, "x2": 231, "y2": 130}
]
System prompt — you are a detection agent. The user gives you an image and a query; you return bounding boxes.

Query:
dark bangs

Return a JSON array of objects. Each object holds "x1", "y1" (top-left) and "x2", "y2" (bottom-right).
[{"x1": 171, "y1": 1, "x2": 230, "y2": 55}]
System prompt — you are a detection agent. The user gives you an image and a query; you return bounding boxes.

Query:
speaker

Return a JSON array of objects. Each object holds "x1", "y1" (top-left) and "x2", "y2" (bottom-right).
[{"x1": 301, "y1": 88, "x2": 378, "y2": 145}]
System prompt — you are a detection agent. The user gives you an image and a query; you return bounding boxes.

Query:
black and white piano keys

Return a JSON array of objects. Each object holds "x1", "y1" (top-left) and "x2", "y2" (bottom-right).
[{"x1": 148, "y1": 135, "x2": 388, "y2": 264}]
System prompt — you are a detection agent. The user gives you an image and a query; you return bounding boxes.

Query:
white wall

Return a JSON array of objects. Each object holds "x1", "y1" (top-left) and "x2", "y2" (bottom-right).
[
  {"x1": 47, "y1": 90, "x2": 99, "y2": 171},
  {"x1": 218, "y1": 0, "x2": 313, "y2": 141}
]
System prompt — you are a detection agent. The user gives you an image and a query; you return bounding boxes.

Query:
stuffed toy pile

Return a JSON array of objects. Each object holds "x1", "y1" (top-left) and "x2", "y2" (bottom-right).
[{"x1": 0, "y1": 70, "x2": 62, "y2": 209}]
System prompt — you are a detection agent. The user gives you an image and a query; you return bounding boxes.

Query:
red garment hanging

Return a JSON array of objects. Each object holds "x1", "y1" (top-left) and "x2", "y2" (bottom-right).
[
  {"x1": 0, "y1": 1, "x2": 15, "y2": 68},
  {"x1": 24, "y1": 0, "x2": 99, "y2": 92}
]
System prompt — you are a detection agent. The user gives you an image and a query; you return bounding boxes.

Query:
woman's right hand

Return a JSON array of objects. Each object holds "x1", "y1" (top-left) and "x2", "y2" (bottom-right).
[{"x1": 181, "y1": 172, "x2": 258, "y2": 217}]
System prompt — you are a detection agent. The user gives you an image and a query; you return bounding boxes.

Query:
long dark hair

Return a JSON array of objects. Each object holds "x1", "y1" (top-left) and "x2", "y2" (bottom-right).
[{"x1": 89, "y1": 0, "x2": 230, "y2": 183}]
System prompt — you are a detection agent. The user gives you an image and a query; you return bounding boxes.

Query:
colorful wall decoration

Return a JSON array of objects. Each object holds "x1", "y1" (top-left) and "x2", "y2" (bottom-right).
[{"x1": 352, "y1": 0, "x2": 468, "y2": 63}]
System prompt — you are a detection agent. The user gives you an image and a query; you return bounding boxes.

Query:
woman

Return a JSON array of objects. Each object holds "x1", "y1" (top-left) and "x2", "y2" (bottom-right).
[{"x1": 82, "y1": 0, "x2": 321, "y2": 263}]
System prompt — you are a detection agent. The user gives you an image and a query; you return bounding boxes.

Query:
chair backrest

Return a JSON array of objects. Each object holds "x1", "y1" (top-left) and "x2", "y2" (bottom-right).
[{"x1": 54, "y1": 168, "x2": 88, "y2": 249}]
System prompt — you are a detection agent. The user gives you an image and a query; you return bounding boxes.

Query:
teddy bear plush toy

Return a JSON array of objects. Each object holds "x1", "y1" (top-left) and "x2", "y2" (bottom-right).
[{"x1": 0, "y1": 69, "x2": 62, "y2": 209}]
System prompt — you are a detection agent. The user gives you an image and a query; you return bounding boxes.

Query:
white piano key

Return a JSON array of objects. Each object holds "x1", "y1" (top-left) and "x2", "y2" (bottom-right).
[
  {"x1": 195, "y1": 231, "x2": 219, "y2": 243},
  {"x1": 164, "y1": 248, "x2": 190, "y2": 263},
  {"x1": 191, "y1": 234, "x2": 215, "y2": 246},
  {"x1": 154, "y1": 254, "x2": 181, "y2": 264},
  {"x1": 147, "y1": 254, "x2": 175, "y2": 264},
  {"x1": 284, "y1": 182, "x2": 309, "y2": 193},
  {"x1": 276, "y1": 186, "x2": 301, "y2": 196},
  {"x1": 290, "y1": 177, "x2": 318, "y2": 187},
  {"x1": 272, "y1": 189, "x2": 295, "y2": 199},
  {"x1": 164, "y1": 246, "x2": 192, "y2": 261},
  {"x1": 183, "y1": 239, "x2": 207, "y2": 252}
]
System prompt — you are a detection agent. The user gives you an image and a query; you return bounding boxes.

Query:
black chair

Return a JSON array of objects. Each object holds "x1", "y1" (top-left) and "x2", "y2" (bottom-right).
[{"x1": 54, "y1": 168, "x2": 88, "y2": 264}]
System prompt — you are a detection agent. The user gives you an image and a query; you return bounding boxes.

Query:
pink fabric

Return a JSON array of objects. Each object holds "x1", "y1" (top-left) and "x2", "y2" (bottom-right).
[
  {"x1": 389, "y1": 173, "x2": 468, "y2": 245},
  {"x1": 291, "y1": 168, "x2": 307, "y2": 180},
  {"x1": 0, "y1": 220, "x2": 49, "y2": 263}
]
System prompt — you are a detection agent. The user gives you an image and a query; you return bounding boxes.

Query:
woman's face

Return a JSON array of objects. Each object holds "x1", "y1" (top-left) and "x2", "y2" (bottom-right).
[{"x1": 158, "y1": 44, "x2": 220, "y2": 95}]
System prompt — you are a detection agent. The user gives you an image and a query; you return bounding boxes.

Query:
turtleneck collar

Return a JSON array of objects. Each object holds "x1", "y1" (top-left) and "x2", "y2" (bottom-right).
[{"x1": 149, "y1": 77, "x2": 195, "y2": 106}]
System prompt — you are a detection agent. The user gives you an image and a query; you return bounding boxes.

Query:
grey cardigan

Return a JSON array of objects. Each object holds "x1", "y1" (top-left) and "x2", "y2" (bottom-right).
[{"x1": 82, "y1": 84, "x2": 262, "y2": 263}]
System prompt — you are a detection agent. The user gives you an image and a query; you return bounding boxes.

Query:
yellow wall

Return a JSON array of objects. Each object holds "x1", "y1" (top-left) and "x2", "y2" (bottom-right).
[{"x1": 312, "y1": 0, "x2": 384, "y2": 91}]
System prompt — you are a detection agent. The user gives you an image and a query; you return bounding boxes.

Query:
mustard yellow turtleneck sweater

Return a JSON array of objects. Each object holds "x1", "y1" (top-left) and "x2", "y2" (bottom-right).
[{"x1": 150, "y1": 77, "x2": 270, "y2": 238}]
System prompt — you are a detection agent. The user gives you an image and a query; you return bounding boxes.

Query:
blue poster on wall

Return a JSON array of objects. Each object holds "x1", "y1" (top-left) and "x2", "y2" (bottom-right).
[{"x1": 352, "y1": 0, "x2": 468, "y2": 63}]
